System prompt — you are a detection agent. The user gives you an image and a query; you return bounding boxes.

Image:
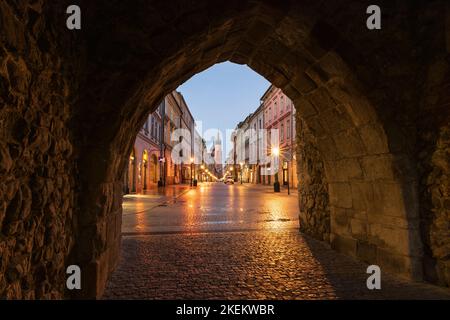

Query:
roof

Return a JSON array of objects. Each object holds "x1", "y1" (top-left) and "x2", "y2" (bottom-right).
[{"x1": 260, "y1": 84, "x2": 275, "y2": 102}]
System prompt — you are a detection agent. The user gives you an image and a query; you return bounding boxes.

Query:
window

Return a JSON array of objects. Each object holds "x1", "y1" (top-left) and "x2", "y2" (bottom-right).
[
  {"x1": 259, "y1": 119, "x2": 262, "y2": 129},
  {"x1": 280, "y1": 123, "x2": 284, "y2": 141},
  {"x1": 269, "y1": 107, "x2": 272, "y2": 122},
  {"x1": 150, "y1": 116, "x2": 155, "y2": 136},
  {"x1": 274, "y1": 102, "x2": 277, "y2": 119},
  {"x1": 287, "y1": 120, "x2": 290, "y2": 139},
  {"x1": 280, "y1": 96, "x2": 284, "y2": 112}
]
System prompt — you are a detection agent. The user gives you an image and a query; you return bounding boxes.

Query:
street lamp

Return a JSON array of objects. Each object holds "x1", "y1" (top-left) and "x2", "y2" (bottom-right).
[
  {"x1": 272, "y1": 147, "x2": 280, "y2": 192},
  {"x1": 240, "y1": 162, "x2": 243, "y2": 185},
  {"x1": 190, "y1": 157, "x2": 194, "y2": 187}
]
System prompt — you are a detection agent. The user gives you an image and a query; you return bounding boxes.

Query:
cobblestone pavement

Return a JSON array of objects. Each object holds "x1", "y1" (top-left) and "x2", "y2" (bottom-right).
[
  {"x1": 106, "y1": 183, "x2": 450, "y2": 300},
  {"x1": 122, "y1": 183, "x2": 299, "y2": 234},
  {"x1": 103, "y1": 230, "x2": 450, "y2": 300},
  {"x1": 122, "y1": 185, "x2": 190, "y2": 216}
]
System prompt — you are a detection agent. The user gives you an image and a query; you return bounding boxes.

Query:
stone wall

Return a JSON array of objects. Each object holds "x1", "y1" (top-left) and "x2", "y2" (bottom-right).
[
  {"x1": 0, "y1": 0, "x2": 77, "y2": 298},
  {"x1": 413, "y1": 4, "x2": 450, "y2": 287},
  {"x1": 296, "y1": 117, "x2": 330, "y2": 242},
  {"x1": 418, "y1": 58, "x2": 450, "y2": 286}
]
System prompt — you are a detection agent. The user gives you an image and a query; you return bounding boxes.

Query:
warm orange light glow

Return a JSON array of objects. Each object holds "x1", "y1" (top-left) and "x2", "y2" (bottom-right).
[{"x1": 272, "y1": 147, "x2": 279, "y2": 156}]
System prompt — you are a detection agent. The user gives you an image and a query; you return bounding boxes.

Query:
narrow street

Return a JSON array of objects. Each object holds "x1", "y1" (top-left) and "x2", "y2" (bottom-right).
[{"x1": 104, "y1": 183, "x2": 450, "y2": 300}]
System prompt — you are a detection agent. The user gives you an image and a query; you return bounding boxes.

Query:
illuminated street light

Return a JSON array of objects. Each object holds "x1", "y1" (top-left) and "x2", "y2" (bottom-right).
[
  {"x1": 272, "y1": 147, "x2": 279, "y2": 157},
  {"x1": 190, "y1": 157, "x2": 194, "y2": 187},
  {"x1": 272, "y1": 146, "x2": 280, "y2": 192}
]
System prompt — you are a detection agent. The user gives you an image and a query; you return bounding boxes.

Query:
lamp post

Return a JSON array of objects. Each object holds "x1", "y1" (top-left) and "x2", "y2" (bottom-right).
[
  {"x1": 158, "y1": 156, "x2": 165, "y2": 188},
  {"x1": 240, "y1": 162, "x2": 243, "y2": 184},
  {"x1": 286, "y1": 160, "x2": 290, "y2": 195},
  {"x1": 190, "y1": 157, "x2": 194, "y2": 187},
  {"x1": 272, "y1": 147, "x2": 280, "y2": 192}
]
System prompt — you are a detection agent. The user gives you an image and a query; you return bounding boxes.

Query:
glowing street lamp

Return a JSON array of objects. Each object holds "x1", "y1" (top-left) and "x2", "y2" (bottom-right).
[
  {"x1": 272, "y1": 146, "x2": 280, "y2": 192},
  {"x1": 272, "y1": 147, "x2": 279, "y2": 157}
]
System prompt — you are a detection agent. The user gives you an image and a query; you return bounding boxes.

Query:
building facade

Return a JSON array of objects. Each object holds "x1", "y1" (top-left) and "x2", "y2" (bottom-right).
[
  {"x1": 125, "y1": 90, "x2": 196, "y2": 193},
  {"x1": 247, "y1": 104, "x2": 265, "y2": 184},
  {"x1": 124, "y1": 104, "x2": 163, "y2": 194},
  {"x1": 260, "y1": 85, "x2": 297, "y2": 188},
  {"x1": 228, "y1": 85, "x2": 297, "y2": 188}
]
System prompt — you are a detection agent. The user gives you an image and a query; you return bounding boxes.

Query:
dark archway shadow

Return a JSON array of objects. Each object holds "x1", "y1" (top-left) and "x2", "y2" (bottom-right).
[{"x1": 301, "y1": 233, "x2": 450, "y2": 299}]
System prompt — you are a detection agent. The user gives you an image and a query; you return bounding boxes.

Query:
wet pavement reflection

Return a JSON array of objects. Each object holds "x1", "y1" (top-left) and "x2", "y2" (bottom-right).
[{"x1": 121, "y1": 182, "x2": 299, "y2": 234}]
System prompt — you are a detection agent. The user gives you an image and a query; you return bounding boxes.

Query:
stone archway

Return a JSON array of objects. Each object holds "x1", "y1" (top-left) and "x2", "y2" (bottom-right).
[{"x1": 0, "y1": 0, "x2": 449, "y2": 299}]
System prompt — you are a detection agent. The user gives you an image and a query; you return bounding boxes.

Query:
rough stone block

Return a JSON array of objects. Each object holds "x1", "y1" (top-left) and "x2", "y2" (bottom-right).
[
  {"x1": 318, "y1": 51, "x2": 351, "y2": 80},
  {"x1": 294, "y1": 72, "x2": 318, "y2": 95},
  {"x1": 305, "y1": 116, "x2": 327, "y2": 138},
  {"x1": 333, "y1": 129, "x2": 366, "y2": 158},
  {"x1": 319, "y1": 106, "x2": 353, "y2": 134},
  {"x1": 350, "y1": 182, "x2": 373, "y2": 211},
  {"x1": 330, "y1": 207, "x2": 350, "y2": 236},
  {"x1": 329, "y1": 182, "x2": 352, "y2": 208},
  {"x1": 330, "y1": 233, "x2": 357, "y2": 257},
  {"x1": 308, "y1": 87, "x2": 337, "y2": 114},
  {"x1": 350, "y1": 218, "x2": 367, "y2": 240},
  {"x1": 296, "y1": 97, "x2": 318, "y2": 118},
  {"x1": 328, "y1": 82, "x2": 377, "y2": 127},
  {"x1": 361, "y1": 155, "x2": 395, "y2": 181},
  {"x1": 356, "y1": 240, "x2": 377, "y2": 264},
  {"x1": 79, "y1": 251, "x2": 110, "y2": 299},
  {"x1": 316, "y1": 136, "x2": 340, "y2": 161},
  {"x1": 359, "y1": 123, "x2": 389, "y2": 155},
  {"x1": 376, "y1": 248, "x2": 423, "y2": 281},
  {"x1": 368, "y1": 223, "x2": 422, "y2": 257},
  {"x1": 370, "y1": 182, "x2": 408, "y2": 218},
  {"x1": 333, "y1": 158, "x2": 363, "y2": 182}
]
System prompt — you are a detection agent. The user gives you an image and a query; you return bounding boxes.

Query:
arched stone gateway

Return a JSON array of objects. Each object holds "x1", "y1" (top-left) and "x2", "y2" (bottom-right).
[{"x1": 0, "y1": 0, "x2": 449, "y2": 299}]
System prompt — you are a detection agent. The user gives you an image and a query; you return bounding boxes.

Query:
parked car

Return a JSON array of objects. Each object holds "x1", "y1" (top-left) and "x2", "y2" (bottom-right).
[{"x1": 224, "y1": 176, "x2": 234, "y2": 185}]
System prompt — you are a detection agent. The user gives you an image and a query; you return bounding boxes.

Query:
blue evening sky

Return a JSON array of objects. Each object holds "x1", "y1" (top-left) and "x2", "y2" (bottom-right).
[{"x1": 177, "y1": 62, "x2": 270, "y2": 155}]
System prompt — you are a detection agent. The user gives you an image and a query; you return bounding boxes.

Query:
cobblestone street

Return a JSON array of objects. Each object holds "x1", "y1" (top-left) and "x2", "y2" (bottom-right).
[
  {"x1": 104, "y1": 184, "x2": 450, "y2": 300},
  {"x1": 121, "y1": 183, "x2": 300, "y2": 234}
]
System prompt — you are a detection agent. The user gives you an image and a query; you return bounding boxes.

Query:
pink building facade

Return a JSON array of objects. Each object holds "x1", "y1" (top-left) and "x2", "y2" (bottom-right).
[
  {"x1": 124, "y1": 105, "x2": 163, "y2": 194},
  {"x1": 261, "y1": 85, "x2": 297, "y2": 188}
]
